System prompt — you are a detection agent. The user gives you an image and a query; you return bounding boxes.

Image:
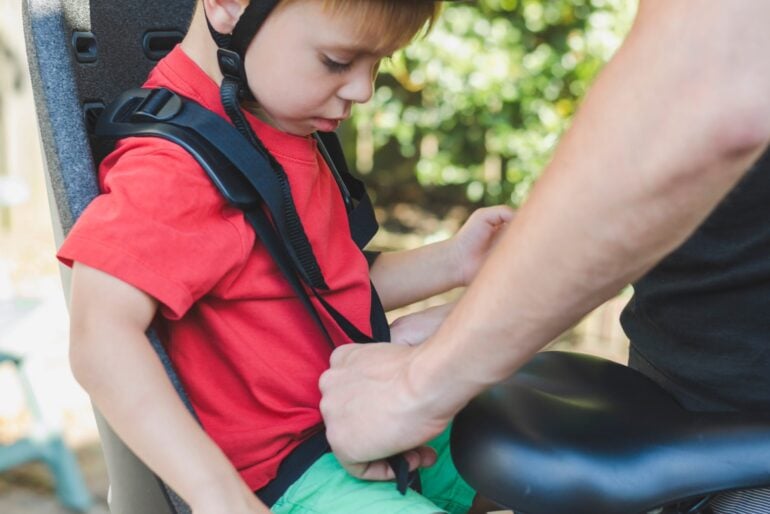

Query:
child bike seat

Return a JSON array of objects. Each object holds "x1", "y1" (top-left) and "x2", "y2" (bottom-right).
[{"x1": 450, "y1": 351, "x2": 770, "y2": 514}]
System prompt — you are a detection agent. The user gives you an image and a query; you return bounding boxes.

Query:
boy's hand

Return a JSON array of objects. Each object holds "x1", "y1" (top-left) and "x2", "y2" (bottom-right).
[
  {"x1": 451, "y1": 205, "x2": 515, "y2": 286},
  {"x1": 191, "y1": 481, "x2": 272, "y2": 514},
  {"x1": 390, "y1": 302, "x2": 456, "y2": 347}
]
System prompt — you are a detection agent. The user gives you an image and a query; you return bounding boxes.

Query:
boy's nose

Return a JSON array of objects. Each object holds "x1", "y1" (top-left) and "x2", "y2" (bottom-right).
[{"x1": 338, "y1": 68, "x2": 375, "y2": 104}]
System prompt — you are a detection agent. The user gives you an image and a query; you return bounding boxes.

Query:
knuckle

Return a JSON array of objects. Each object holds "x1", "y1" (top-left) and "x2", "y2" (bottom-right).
[
  {"x1": 329, "y1": 343, "x2": 353, "y2": 366},
  {"x1": 317, "y1": 371, "x2": 330, "y2": 393},
  {"x1": 325, "y1": 426, "x2": 341, "y2": 450}
]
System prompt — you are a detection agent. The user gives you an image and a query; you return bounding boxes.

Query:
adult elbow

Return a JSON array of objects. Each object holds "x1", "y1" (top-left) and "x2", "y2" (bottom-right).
[
  {"x1": 713, "y1": 104, "x2": 770, "y2": 158},
  {"x1": 703, "y1": 59, "x2": 770, "y2": 157}
]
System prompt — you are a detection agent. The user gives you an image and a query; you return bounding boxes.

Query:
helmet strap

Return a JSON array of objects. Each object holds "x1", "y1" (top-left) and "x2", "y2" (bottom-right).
[
  {"x1": 203, "y1": 0, "x2": 280, "y2": 101},
  {"x1": 201, "y1": 1, "x2": 328, "y2": 291}
]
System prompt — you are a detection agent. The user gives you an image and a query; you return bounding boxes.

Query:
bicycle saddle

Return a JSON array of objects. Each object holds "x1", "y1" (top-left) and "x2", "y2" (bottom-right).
[{"x1": 450, "y1": 351, "x2": 770, "y2": 514}]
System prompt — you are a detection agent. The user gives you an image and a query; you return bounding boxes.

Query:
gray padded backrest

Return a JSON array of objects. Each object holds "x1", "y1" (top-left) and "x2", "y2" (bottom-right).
[
  {"x1": 23, "y1": 0, "x2": 195, "y2": 235},
  {"x1": 23, "y1": 1, "x2": 195, "y2": 513}
]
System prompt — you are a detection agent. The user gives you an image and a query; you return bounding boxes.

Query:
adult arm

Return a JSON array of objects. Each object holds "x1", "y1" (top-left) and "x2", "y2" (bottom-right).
[
  {"x1": 320, "y1": 0, "x2": 770, "y2": 476},
  {"x1": 69, "y1": 263, "x2": 270, "y2": 513}
]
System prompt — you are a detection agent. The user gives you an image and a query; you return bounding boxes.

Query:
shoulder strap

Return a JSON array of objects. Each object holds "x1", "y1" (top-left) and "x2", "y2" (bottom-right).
[
  {"x1": 94, "y1": 88, "x2": 387, "y2": 343},
  {"x1": 96, "y1": 88, "x2": 329, "y2": 289},
  {"x1": 314, "y1": 132, "x2": 379, "y2": 249},
  {"x1": 313, "y1": 132, "x2": 389, "y2": 341}
]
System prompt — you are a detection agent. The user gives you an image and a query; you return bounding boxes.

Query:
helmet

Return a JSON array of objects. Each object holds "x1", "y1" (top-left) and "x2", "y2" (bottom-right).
[{"x1": 206, "y1": 0, "x2": 467, "y2": 103}]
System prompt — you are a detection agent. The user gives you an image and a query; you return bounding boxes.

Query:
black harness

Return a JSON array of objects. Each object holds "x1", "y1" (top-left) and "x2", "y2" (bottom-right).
[{"x1": 94, "y1": 87, "x2": 418, "y2": 504}]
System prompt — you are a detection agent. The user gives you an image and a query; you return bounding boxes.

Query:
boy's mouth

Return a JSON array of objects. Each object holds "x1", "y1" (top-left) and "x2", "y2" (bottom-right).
[{"x1": 313, "y1": 117, "x2": 344, "y2": 132}]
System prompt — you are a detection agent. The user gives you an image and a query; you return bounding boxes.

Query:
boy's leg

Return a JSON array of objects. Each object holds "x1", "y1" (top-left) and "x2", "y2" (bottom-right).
[
  {"x1": 419, "y1": 424, "x2": 477, "y2": 514},
  {"x1": 272, "y1": 423, "x2": 479, "y2": 514},
  {"x1": 271, "y1": 452, "x2": 446, "y2": 514}
]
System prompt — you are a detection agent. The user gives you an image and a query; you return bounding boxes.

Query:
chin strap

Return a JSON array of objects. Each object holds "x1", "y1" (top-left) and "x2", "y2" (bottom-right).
[
  {"x1": 204, "y1": 1, "x2": 327, "y2": 290},
  {"x1": 205, "y1": 0, "x2": 280, "y2": 101}
]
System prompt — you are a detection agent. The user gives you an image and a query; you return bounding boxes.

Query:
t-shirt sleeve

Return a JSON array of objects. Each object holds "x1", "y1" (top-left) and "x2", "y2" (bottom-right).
[{"x1": 57, "y1": 137, "x2": 251, "y2": 319}]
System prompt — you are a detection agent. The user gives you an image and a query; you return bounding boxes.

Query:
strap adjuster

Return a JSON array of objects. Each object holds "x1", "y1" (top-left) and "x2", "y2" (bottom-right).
[
  {"x1": 132, "y1": 88, "x2": 182, "y2": 122},
  {"x1": 217, "y1": 48, "x2": 246, "y2": 82}
]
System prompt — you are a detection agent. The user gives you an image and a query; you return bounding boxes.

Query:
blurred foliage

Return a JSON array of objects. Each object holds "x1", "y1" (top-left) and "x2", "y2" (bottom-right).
[{"x1": 343, "y1": 0, "x2": 636, "y2": 212}]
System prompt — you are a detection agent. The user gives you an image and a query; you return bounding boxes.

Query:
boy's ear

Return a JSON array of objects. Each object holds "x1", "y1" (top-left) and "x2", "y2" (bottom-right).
[{"x1": 201, "y1": 0, "x2": 247, "y2": 35}]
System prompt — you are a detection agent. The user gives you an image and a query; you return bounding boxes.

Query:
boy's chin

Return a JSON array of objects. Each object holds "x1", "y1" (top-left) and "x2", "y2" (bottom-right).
[
  {"x1": 287, "y1": 127, "x2": 316, "y2": 137},
  {"x1": 274, "y1": 120, "x2": 316, "y2": 137}
]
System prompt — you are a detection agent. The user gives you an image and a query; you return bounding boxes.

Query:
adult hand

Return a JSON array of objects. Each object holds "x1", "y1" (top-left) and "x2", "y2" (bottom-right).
[
  {"x1": 390, "y1": 302, "x2": 456, "y2": 347},
  {"x1": 319, "y1": 342, "x2": 452, "y2": 479}
]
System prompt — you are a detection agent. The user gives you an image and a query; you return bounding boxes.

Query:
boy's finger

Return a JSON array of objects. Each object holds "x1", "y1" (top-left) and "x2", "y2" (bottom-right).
[
  {"x1": 343, "y1": 458, "x2": 396, "y2": 481},
  {"x1": 340, "y1": 446, "x2": 437, "y2": 482},
  {"x1": 405, "y1": 446, "x2": 438, "y2": 470},
  {"x1": 478, "y1": 205, "x2": 515, "y2": 225},
  {"x1": 491, "y1": 205, "x2": 516, "y2": 223}
]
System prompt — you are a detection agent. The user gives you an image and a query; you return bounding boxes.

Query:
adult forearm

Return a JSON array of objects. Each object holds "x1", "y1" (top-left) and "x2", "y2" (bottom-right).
[{"x1": 412, "y1": 0, "x2": 770, "y2": 415}]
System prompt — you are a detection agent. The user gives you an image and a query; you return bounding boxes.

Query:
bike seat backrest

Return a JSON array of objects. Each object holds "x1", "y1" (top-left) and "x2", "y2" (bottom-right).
[
  {"x1": 23, "y1": 1, "x2": 196, "y2": 512},
  {"x1": 451, "y1": 351, "x2": 770, "y2": 514}
]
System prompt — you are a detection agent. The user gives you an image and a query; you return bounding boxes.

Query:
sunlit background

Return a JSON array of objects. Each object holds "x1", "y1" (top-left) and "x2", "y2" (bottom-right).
[{"x1": 1, "y1": 0, "x2": 635, "y2": 511}]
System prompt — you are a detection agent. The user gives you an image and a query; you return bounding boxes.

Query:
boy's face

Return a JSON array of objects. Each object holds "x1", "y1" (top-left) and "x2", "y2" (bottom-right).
[{"x1": 244, "y1": 0, "x2": 397, "y2": 136}]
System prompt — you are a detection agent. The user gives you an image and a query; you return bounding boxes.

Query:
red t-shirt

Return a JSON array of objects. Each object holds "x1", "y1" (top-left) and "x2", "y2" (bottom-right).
[{"x1": 57, "y1": 46, "x2": 373, "y2": 490}]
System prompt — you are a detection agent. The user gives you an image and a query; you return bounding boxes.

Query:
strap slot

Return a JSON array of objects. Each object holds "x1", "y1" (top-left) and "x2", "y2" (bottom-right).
[
  {"x1": 142, "y1": 31, "x2": 184, "y2": 61},
  {"x1": 71, "y1": 31, "x2": 97, "y2": 64}
]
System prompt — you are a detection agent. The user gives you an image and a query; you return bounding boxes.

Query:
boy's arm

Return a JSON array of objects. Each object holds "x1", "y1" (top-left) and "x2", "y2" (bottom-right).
[
  {"x1": 69, "y1": 263, "x2": 269, "y2": 514},
  {"x1": 371, "y1": 206, "x2": 513, "y2": 311},
  {"x1": 368, "y1": 242, "x2": 461, "y2": 311}
]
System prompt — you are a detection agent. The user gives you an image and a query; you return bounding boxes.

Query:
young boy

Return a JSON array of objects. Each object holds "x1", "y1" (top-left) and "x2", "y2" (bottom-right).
[{"x1": 61, "y1": 1, "x2": 512, "y2": 512}]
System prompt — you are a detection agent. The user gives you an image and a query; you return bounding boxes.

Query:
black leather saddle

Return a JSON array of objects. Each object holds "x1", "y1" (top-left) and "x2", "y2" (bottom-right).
[{"x1": 450, "y1": 351, "x2": 770, "y2": 514}]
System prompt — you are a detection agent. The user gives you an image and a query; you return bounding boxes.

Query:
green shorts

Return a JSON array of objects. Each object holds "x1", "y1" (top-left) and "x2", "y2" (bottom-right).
[{"x1": 271, "y1": 426, "x2": 476, "y2": 513}]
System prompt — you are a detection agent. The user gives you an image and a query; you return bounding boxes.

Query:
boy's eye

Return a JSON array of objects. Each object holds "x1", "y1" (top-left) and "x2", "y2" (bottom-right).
[{"x1": 322, "y1": 55, "x2": 353, "y2": 74}]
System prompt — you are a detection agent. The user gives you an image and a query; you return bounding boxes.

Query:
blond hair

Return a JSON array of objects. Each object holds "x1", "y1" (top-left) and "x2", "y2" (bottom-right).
[{"x1": 277, "y1": 0, "x2": 441, "y2": 53}]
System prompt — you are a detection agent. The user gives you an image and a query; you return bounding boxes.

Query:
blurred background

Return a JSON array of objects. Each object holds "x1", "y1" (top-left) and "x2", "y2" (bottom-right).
[{"x1": 0, "y1": 0, "x2": 635, "y2": 512}]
